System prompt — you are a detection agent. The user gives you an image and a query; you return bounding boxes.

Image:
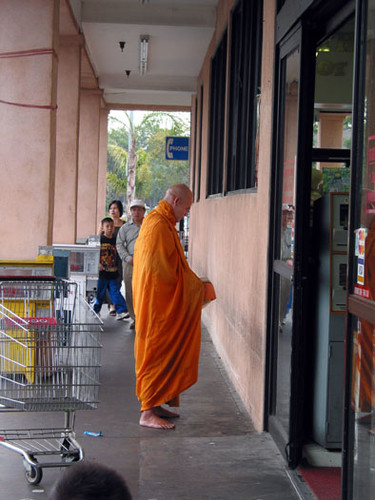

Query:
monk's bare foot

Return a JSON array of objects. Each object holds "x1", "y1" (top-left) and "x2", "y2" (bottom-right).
[
  {"x1": 140, "y1": 409, "x2": 175, "y2": 429},
  {"x1": 154, "y1": 405, "x2": 180, "y2": 419}
]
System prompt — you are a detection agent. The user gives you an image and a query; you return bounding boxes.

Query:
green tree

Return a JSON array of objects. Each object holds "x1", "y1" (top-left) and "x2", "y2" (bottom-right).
[
  {"x1": 107, "y1": 110, "x2": 190, "y2": 213},
  {"x1": 147, "y1": 130, "x2": 189, "y2": 208},
  {"x1": 135, "y1": 148, "x2": 153, "y2": 202},
  {"x1": 106, "y1": 136, "x2": 128, "y2": 208}
]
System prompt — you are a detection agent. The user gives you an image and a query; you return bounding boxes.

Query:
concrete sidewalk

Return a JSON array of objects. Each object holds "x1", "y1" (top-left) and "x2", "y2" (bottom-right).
[{"x1": 0, "y1": 316, "x2": 305, "y2": 499}]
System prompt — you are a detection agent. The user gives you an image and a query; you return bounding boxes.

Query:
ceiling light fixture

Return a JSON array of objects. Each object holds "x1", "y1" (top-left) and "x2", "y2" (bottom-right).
[
  {"x1": 139, "y1": 35, "x2": 149, "y2": 75},
  {"x1": 119, "y1": 41, "x2": 126, "y2": 52}
]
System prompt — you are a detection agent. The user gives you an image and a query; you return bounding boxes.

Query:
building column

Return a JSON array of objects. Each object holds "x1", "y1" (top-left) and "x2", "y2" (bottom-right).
[
  {"x1": 53, "y1": 35, "x2": 83, "y2": 244},
  {"x1": 76, "y1": 89, "x2": 104, "y2": 240},
  {"x1": 97, "y1": 106, "x2": 109, "y2": 226},
  {"x1": 0, "y1": 0, "x2": 59, "y2": 259}
]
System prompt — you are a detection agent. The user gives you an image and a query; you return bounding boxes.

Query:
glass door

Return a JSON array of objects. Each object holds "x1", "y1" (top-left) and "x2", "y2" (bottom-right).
[
  {"x1": 273, "y1": 45, "x2": 299, "y2": 439},
  {"x1": 267, "y1": 24, "x2": 314, "y2": 467},
  {"x1": 268, "y1": 9, "x2": 357, "y2": 472},
  {"x1": 345, "y1": 2, "x2": 375, "y2": 496}
]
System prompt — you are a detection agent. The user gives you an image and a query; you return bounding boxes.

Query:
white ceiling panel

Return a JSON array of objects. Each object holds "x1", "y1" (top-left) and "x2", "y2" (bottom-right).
[{"x1": 67, "y1": 0, "x2": 218, "y2": 108}]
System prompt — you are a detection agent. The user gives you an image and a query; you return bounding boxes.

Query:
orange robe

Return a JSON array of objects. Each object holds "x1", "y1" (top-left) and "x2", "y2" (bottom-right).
[{"x1": 133, "y1": 200, "x2": 204, "y2": 411}]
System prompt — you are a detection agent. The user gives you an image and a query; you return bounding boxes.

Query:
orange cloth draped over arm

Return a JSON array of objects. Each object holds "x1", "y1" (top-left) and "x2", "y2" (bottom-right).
[{"x1": 133, "y1": 200, "x2": 204, "y2": 411}]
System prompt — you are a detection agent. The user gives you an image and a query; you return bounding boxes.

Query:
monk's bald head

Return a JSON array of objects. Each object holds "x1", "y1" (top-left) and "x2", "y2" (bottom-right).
[
  {"x1": 165, "y1": 184, "x2": 192, "y2": 201},
  {"x1": 164, "y1": 184, "x2": 193, "y2": 222}
]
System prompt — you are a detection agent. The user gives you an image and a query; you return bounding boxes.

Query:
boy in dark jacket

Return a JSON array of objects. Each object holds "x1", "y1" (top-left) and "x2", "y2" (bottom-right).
[{"x1": 93, "y1": 217, "x2": 129, "y2": 320}]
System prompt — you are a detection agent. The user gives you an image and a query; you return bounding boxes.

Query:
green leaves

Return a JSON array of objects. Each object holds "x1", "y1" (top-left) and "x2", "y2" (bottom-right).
[
  {"x1": 106, "y1": 111, "x2": 190, "y2": 210},
  {"x1": 106, "y1": 172, "x2": 127, "y2": 199}
]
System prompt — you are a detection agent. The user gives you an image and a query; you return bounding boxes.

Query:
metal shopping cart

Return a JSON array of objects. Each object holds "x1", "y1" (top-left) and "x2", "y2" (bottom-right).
[{"x1": 0, "y1": 279, "x2": 102, "y2": 485}]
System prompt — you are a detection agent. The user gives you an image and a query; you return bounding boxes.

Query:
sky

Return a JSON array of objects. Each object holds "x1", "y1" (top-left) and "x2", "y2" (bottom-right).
[{"x1": 108, "y1": 110, "x2": 190, "y2": 130}]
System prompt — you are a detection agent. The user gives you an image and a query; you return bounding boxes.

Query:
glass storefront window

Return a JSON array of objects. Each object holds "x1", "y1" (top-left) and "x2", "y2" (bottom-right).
[
  {"x1": 275, "y1": 46, "x2": 299, "y2": 433},
  {"x1": 351, "y1": 0, "x2": 375, "y2": 496},
  {"x1": 352, "y1": 317, "x2": 375, "y2": 497},
  {"x1": 352, "y1": 0, "x2": 375, "y2": 300},
  {"x1": 359, "y1": 3, "x2": 375, "y2": 229},
  {"x1": 312, "y1": 113, "x2": 352, "y2": 149},
  {"x1": 313, "y1": 19, "x2": 354, "y2": 152},
  {"x1": 279, "y1": 48, "x2": 298, "y2": 266}
]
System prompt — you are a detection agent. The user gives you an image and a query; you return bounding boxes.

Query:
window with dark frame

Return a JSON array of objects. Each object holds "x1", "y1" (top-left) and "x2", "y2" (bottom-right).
[
  {"x1": 197, "y1": 85, "x2": 204, "y2": 202},
  {"x1": 226, "y1": 0, "x2": 263, "y2": 192},
  {"x1": 207, "y1": 30, "x2": 227, "y2": 196},
  {"x1": 192, "y1": 96, "x2": 198, "y2": 200}
]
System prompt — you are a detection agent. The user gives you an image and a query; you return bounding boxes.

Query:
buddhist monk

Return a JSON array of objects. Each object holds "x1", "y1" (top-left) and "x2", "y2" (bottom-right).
[{"x1": 132, "y1": 184, "x2": 205, "y2": 429}]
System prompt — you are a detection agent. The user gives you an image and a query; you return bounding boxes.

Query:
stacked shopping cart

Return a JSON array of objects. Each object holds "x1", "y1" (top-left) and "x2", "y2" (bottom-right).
[{"x1": 0, "y1": 279, "x2": 102, "y2": 484}]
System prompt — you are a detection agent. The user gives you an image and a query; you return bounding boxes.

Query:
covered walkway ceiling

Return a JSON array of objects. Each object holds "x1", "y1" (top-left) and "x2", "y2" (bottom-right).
[{"x1": 68, "y1": 0, "x2": 218, "y2": 109}]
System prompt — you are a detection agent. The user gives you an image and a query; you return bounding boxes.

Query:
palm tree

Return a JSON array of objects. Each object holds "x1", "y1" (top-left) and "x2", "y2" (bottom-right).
[
  {"x1": 109, "y1": 110, "x2": 188, "y2": 217},
  {"x1": 108, "y1": 110, "x2": 137, "y2": 219},
  {"x1": 126, "y1": 111, "x2": 137, "y2": 218}
]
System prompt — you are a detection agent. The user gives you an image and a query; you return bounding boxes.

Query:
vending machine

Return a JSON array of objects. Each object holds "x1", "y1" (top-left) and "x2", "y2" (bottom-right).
[
  {"x1": 312, "y1": 192, "x2": 349, "y2": 449},
  {"x1": 52, "y1": 239, "x2": 100, "y2": 303}
]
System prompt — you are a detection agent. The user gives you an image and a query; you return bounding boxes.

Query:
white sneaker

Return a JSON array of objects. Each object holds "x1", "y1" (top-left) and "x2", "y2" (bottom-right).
[{"x1": 116, "y1": 312, "x2": 130, "y2": 320}]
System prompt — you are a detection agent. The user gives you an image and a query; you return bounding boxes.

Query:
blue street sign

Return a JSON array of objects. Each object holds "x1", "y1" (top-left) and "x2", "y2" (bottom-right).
[{"x1": 165, "y1": 136, "x2": 189, "y2": 161}]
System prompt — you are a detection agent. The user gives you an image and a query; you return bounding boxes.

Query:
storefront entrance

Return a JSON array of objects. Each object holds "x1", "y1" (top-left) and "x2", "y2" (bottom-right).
[{"x1": 267, "y1": 1, "x2": 356, "y2": 496}]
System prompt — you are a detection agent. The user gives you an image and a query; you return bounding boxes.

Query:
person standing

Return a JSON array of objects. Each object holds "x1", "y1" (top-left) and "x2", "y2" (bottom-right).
[
  {"x1": 116, "y1": 199, "x2": 146, "y2": 329},
  {"x1": 108, "y1": 200, "x2": 125, "y2": 233},
  {"x1": 98, "y1": 200, "x2": 125, "y2": 316},
  {"x1": 132, "y1": 184, "x2": 205, "y2": 429},
  {"x1": 93, "y1": 217, "x2": 128, "y2": 320}
]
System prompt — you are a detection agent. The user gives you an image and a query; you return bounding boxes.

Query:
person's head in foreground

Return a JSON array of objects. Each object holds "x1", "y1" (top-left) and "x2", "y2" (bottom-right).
[
  {"x1": 49, "y1": 461, "x2": 132, "y2": 500},
  {"x1": 164, "y1": 183, "x2": 193, "y2": 222}
]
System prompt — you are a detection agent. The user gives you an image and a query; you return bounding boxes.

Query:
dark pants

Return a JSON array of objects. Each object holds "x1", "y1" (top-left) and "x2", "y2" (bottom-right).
[{"x1": 94, "y1": 277, "x2": 127, "y2": 314}]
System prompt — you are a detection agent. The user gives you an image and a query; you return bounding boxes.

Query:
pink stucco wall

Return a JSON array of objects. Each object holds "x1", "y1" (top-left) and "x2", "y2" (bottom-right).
[
  {"x1": 0, "y1": 0, "x2": 59, "y2": 259},
  {"x1": 76, "y1": 90, "x2": 102, "y2": 239},
  {"x1": 97, "y1": 107, "x2": 109, "y2": 224},
  {"x1": 0, "y1": 0, "x2": 107, "y2": 258},
  {"x1": 53, "y1": 35, "x2": 82, "y2": 244},
  {"x1": 189, "y1": 0, "x2": 276, "y2": 431}
]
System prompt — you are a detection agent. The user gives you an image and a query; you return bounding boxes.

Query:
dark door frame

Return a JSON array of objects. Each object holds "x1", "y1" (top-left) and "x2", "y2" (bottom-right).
[
  {"x1": 265, "y1": 0, "x2": 357, "y2": 471},
  {"x1": 265, "y1": 19, "x2": 316, "y2": 468}
]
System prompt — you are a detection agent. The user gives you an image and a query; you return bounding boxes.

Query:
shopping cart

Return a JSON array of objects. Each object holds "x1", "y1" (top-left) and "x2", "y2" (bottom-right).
[{"x1": 0, "y1": 279, "x2": 102, "y2": 485}]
